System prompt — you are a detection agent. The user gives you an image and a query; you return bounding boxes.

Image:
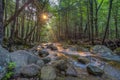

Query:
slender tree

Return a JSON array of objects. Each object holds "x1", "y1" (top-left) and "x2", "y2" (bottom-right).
[
  {"x1": 0, "y1": 0, "x2": 4, "y2": 44},
  {"x1": 102, "y1": 0, "x2": 113, "y2": 44}
]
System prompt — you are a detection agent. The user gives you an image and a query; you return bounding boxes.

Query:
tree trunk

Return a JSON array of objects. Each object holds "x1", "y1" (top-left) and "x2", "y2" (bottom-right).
[
  {"x1": 4, "y1": 0, "x2": 34, "y2": 27},
  {"x1": 10, "y1": 0, "x2": 19, "y2": 39},
  {"x1": 89, "y1": 0, "x2": 94, "y2": 44},
  {"x1": 102, "y1": 0, "x2": 113, "y2": 44},
  {"x1": 0, "y1": 0, "x2": 4, "y2": 44}
]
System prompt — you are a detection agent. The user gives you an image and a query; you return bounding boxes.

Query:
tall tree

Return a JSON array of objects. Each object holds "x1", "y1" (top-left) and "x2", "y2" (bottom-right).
[
  {"x1": 102, "y1": 0, "x2": 113, "y2": 44},
  {"x1": 89, "y1": 0, "x2": 94, "y2": 44},
  {"x1": 94, "y1": 0, "x2": 104, "y2": 37},
  {"x1": 0, "y1": 0, "x2": 4, "y2": 44}
]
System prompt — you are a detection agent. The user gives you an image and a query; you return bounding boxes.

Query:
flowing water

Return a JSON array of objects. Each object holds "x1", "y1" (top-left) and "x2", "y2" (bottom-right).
[{"x1": 43, "y1": 43, "x2": 120, "y2": 80}]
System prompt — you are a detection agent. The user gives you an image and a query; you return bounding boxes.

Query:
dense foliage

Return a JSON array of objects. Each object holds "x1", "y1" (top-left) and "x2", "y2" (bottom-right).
[{"x1": 0, "y1": 0, "x2": 120, "y2": 46}]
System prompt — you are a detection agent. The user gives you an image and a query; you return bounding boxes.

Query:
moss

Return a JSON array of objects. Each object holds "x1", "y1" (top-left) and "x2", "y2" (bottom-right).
[
  {"x1": 2, "y1": 62, "x2": 16, "y2": 80},
  {"x1": 114, "y1": 47, "x2": 120, "y2": 55}
]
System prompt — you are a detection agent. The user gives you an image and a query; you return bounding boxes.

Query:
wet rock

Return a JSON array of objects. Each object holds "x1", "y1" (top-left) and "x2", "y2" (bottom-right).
[
  {"x1": 91, "y1": 45, "x2": 113, "y2": 56},
  {"x1": 91, "y1": 46, "x2": 120, "y2": 62},
  {"x1": 20, "y1": 64, "x2": 40, "y2": 77},
  {"x1": 53, "y1": 60, "x2": 68, "y2": 72},
  {"x1": 66, "y1": 65, "x2": 77, "y2": 77},
  {"x1": 101, "y1": 55, "x2": 120, "y2": 62},
  {"x1": 114, "y1": 47, "x2": 120, "y2": 56},
  {"x1": 47, "y1": 44, "x2": 58, "y2": 50},
  {"x1": 42, "y1": 57, "x2": 51, "y2": 64},
  {"x1": 10, "y1": 50, "x2": 41, "y2": 74},
  {"x1": 36, "y1": 60, "x2": 44, "y2": 68},
  {"x1": 0, "y1": 45, "x2": 10, "y2": 79},
  {"x1": 104, "y1": 64, "x2": 120, "y2": 80},
  {"x1": 87, "y1": 64, "x2": 104, "y2": 76},
  {"x1": 38, "y1": 49, "x2": 49, "y2": 57},
  {"x1": 77, "y1": 56, "x2": 90, "y2": 64},
  {"x1": 41, "y1": 66, "x2": 56, "y2": 80}
]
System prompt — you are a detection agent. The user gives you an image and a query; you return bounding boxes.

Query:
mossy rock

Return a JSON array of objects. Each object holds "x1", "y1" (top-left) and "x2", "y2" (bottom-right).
[{"x1": 114, "y1": 47, "x2": 120, "y2": 55}]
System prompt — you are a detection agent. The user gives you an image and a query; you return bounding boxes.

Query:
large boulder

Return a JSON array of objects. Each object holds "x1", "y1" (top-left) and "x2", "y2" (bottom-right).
[
  {"x1": 87, "y1": 64, "x2": 104, "y2": 76},
  {"x1": 0, "y1": 45, "x2": 10, "y2": 79},
  {"x1": 53, "y1": 60, "x2": 68, "y2": 72},
  {"x1": 91, "y1": 45, "x2": 113, "y2": 56},
  {"x1": 91, "y1": 45, "x2": 120, "y2": 62},
  {"x1": 9, "y1": 50, "x2": 42, "y2": 74},
  {"x1": 20, "y1": 64, "x2": 41, "y2": 77},
  {"x1": 41, "y1": 66, "x2": 56, "y2": 80}
]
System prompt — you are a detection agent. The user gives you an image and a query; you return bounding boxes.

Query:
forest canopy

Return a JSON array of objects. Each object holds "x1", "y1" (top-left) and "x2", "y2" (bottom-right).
[{"x1": 0, "y1": 0, "x2": 120, "y2": 47}]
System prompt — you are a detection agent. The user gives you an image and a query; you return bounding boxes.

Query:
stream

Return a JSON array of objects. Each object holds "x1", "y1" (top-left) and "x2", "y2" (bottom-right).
[
  {"x1": 38, "y1": 43, "x2": 120, "y2": 80},
  {"x1": 55, "y1": 43, "x2": 120, "y2": 80}
]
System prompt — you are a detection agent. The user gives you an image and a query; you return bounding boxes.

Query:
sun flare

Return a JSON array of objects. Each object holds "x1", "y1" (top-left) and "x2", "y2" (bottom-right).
[{"x1": 42, "y1": 14, "x2": 48, "y2": 20}]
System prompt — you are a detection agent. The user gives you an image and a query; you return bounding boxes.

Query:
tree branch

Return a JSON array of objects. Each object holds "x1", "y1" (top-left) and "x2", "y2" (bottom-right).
[{"x1": 4, "y1": 0, "x2": 34, "y2": 27}]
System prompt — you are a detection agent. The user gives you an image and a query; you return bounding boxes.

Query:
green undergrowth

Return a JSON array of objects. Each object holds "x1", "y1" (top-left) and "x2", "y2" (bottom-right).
[{"x1": 2, "y1": 62, "x2": 16, "y2": 80}]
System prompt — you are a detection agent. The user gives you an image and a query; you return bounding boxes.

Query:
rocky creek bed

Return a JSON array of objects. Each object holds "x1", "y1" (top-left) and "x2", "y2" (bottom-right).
[{"x1": 0, "y1": 43, "x2": 120, "y2": 80}]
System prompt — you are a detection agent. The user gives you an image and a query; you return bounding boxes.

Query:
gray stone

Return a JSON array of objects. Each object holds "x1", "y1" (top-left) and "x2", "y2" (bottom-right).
[
  {"x1": 36, "y1": 60, "x2": 44, "y2": 68},
  {"x1": 91, "y1": 45, "x2": 113, "y2": 55},
  {"x1": 41, "y1": 66, "x2": 56, "y2": 80},
  {"x1": 38, "y1": 49, "x2": 49, "y2": 57},
  {"x1": 53, "y1": 60, "x2": 68, "y2": 72},
  {"x1": 66, "y1": 65, "x2": 77, "y2": 77},
  {"x1": 10, "y1": 50, "x2": 41, "y2": 74},
  {"x1": 0, "y1": 45, "x2": 10, "y2": 79},
  {"x1": 20, "y1": 64, "x2": 40, "y2": 77},
  {"x1": 77, "y1": 56, "x2": 90, "y2": 64},
  {"x1": 91, "y1": 45, "x2": 120, "y2": 62},
  {"x1": 87, "y1": 64, "x2": 104, "y2": 76},
  {"x1": 42, "y1": 57, "x2": 51, "y2": 64},
  {"x1": 102, "y1": 55, "x2": 120, "y2": 62}
]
